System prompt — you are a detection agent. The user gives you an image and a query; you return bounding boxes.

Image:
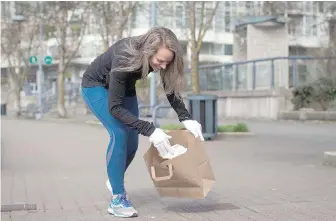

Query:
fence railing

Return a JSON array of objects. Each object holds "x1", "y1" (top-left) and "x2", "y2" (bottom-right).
[
  {"x1": 19, "y1": 56, "x2": 336, "y2": 118},
  {"x1": 185, "y1": 56, "x2": 336, "y2": 91}
]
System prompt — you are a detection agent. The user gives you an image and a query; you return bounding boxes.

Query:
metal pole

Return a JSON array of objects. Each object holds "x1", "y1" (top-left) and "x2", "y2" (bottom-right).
[
  {"x1": 36, "y1": 1, "x2": 44, "y2": 119},
  {"x1": 150, "y1": 1, "x2": 157, "y2": 115}
]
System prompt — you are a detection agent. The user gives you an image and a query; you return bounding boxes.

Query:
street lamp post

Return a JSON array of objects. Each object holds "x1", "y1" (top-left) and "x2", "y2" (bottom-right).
[
  {"x1": 12, "y1": 3, "x2": 44, "y2": 119},
  {"x1": 12, "y1": 14, "x2": 25, "y2": 117},
  {"x1": 36, "y1": 1, "x2": 44, "y2": 119}
]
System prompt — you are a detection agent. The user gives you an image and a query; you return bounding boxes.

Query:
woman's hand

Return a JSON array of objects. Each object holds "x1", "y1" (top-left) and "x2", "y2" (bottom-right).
[
  {"x1": 149, "y1": 128, "x2": 177, "y2": 156},
  {"x1": 182, "y1": 120, "x2": 204, "y2": 141}
]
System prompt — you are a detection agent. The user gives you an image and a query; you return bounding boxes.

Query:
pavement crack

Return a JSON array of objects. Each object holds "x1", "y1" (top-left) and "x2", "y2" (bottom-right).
[{"x1": 241, "y1": 205, "x2": 276, "y2": 220}]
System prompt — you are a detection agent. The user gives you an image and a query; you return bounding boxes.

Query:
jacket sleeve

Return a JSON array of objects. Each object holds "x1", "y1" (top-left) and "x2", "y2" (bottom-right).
[
  {"x1": 108, "y1": 70, "x2": 156, "y2": 136},
  {"x1": 166, "y1": 92, "x2": 192, "y2": 122}
]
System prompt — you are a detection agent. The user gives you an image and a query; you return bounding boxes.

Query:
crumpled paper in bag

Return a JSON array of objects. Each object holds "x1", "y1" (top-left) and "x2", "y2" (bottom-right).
[{"x1": 160, "y1": 144, "x2": 187, "y2": 159}]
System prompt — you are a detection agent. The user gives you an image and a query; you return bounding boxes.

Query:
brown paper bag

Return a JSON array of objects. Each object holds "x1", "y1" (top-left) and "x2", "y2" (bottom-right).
[{"x1": 143, "y1": 129, "x2": 215, "y2": 198}]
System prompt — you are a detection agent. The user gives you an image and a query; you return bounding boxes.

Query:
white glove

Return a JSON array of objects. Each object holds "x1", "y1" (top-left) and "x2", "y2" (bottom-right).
[
  {"x1": 182, "y1": 120, "x2": 205, "y2": 141},
  {"x1": 149, "y1": 128, "x2": 176, "y2": 157}
]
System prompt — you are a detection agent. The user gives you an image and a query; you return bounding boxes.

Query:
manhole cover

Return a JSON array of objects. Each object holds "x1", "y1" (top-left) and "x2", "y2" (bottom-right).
[
  {"x1": 182, "y1": 203, "x2": 240, "y2": 212},
  {"x1": 1, "y1": 203, "x2": 37, "y2": 212},
  {"x1": 167, "y1": 203, "x2": 240, "y2": 213}
]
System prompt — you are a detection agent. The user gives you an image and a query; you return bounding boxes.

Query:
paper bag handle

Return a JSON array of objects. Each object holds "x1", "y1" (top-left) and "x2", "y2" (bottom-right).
[{"x1": 150, "y1": 164, "x2": 173, "y2": 182}]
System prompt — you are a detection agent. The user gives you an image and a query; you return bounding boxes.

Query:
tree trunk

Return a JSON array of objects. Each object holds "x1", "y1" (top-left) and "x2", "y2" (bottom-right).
[
  {"x1": 12, "y1": 88, "x2": 21, "y2": 118},
  {"x1": 57, "y1": 57, "x2": 66, "y2": 118},
  {"x1": 57, "y1": 7, "x2": 67, "y2": 118},
  {"x1": 57, "y1": 30, "x2": 67, "y2": 117},
  {"x1": 191, "y1": 49, "x2": 200, "y2": 94},
  {"x1": 328, "y1": 19, "x2": 336, "y2": 80},
  {"x1": 8, "y1": 71, "x2": 22, "y2": 117}
]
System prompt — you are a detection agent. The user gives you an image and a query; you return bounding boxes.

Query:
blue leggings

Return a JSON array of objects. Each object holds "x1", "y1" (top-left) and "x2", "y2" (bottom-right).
[{"x1": 81, "y1": 86, "x2": 139, "y2": 195}]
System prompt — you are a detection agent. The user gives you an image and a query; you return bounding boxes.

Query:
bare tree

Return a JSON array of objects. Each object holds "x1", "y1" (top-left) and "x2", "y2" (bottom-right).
[
  {"x1": 326, "y1": 3, "x2": 336, "y2": 75},
  {"x1": 155, "y1": 2, "x2": 219, "y2": 94},
  {"x1": 185, "y1": 2, "x2": 219, "y2": 94},
  {"x1": 290, "y1": 2, "x2": 336, "y2": 110},
  {"x1": 1, "y1": 2, "x2": 40, "y2": 117},
  {"x1": 92, "y1": 2, "x2": 137, "y2": 50},
  {"x1": 304, "y1": 2, "x2": 336, "y2": 81},
  {"x1": 312, "y1": 3, "x2": 336, "y2": 103},
  {"x1": 46, "y1": 2, "x2": 89, "y2": 117}
]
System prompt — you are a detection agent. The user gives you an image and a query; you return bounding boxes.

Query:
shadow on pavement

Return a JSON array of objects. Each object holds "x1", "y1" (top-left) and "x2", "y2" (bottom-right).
[
  {"x1": 128, "y1": 188, "x2": 240, "y2": 213},
  {"x1": 164, "y1": 202, "x2": 240, "y2": 213}
]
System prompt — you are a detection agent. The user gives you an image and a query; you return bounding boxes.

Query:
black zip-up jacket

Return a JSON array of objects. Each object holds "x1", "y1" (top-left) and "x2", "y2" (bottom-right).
[{"x1": 81, "y1": 37, "x2": 191, "y2": 137}]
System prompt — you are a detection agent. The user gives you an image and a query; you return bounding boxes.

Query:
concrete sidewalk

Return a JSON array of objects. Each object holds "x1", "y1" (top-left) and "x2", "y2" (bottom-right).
[{"x1": 1, "y1": 118, "x2": 336, "y2": 221}]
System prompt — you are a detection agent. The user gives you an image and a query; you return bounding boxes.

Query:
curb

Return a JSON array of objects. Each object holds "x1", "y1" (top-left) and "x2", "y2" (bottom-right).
[
  {"x1": 323, "y1": 151, "x2": 336, "y2": 168},
  {"x1": 162, "y1": 130, "x2": 254, "y2": 138},
  {"x1": 85, "y1": 122, "x2": 255, "y2": 138},
  {"x1": 214, "y1": 132, "x2": 255, "y2": 140},
  {"x1": 218, "y1": 132, "x2": 255, "y2": 136}
]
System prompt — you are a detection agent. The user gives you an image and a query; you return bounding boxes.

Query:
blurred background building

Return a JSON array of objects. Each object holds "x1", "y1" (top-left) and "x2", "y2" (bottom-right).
[
  {"x1": 1, "y1": 1, "x2": 335, "y2": 119},
  {"x1": 2, "y1": 1, "x2": 333, "y2": 80}
]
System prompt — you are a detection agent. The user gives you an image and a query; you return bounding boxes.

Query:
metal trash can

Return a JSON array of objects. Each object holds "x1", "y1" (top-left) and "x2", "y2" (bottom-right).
[
  {"x1": 1, "y1": 103, "x2": 7, "y2": 116},
  {"x1": 187, "y1": 94, "x2": 218, "y2": 140}
]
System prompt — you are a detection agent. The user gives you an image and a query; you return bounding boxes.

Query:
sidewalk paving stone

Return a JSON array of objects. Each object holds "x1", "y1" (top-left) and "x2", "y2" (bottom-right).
[{"x1": 1, "y1": 118, "x2": 336, "y2": 220}]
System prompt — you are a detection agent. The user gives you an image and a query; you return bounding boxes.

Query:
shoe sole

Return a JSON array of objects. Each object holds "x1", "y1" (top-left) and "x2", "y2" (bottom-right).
[{"x1": 107, "y1": 207, "x2": 138, "y2": 218}]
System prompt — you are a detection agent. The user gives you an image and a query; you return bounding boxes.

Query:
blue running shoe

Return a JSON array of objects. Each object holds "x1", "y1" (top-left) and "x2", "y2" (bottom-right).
[{"x1": 107, "y1": 192, "x2": 138, "y2": 218}]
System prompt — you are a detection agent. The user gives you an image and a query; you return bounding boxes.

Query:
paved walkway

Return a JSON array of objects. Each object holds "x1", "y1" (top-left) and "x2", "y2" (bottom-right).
[{"x1": 1, "y1": 118, "x2": 336, "y2": 221}]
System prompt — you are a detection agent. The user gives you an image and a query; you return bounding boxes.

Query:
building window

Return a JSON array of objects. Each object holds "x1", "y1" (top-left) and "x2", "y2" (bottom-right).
[
  {"x1": 318, "y1": 2, "x2": 324, "y2": 13},
  {"x1": 245, "y1": 1, "x2": 252, "y2": 10},
  {"x1": 305, "y1": 15, "x2": 317, "y2": 36},
  {"x1": 256, "y1": 2, "x2": 262, "y2": 15},
  {"x1": 200, "y1": 42, "x2": 212, "y2": 55},
  {"x1": 206, "y1": 8, "x2": 213, "y2": 29},
  {"x1": 312, "y1": 16, "x2": 317, "y2": 36},
  {"x1": 305, "y1": 2, "x2": 313, "y2": 13},
  {"x1": 210, "y1": 43, "x2": 233, "y2": 56},
  {"x1": 289, "y1": 17, "x2": 304, "y2": 36},
  {"x1": 225, "y1": 1, "x2": 231, "y2": 13},
  {"x1": 14, "y1": 2, "x2": 24, "y2": 16},
  {"x1": 224, "y1": 11, "x2": 231, "y2": 32},
  {"x1": 319, "y1": 21, "x2": 329, "y2": 36},
  {"x1": 224, "y1": 44, "x2": 233, "y2": 55},
  {"x1": 175, "y1": 5, "x2": 184, "y2": 28},
  {"x1": 225, "y1": 1, "x2": 230, "y2": 8},
  {"x1": 1, "y1": 2, "x2": 9, "y2": 18},
  {"x1": 215, "y1": 9, "x2": 225, "y2": 31},
  {"x1": 313, "y1": 2, "x2": 318, "y2": 13},
  {"x1": 212, "y1": 43, "x2": 224, "y2": 55},
  {"x1": 196, "y1": 7, "x2": 202, "y2": 27},
  {"x1": 196, "y1": 6, "x2": 215, "y2": 29}
]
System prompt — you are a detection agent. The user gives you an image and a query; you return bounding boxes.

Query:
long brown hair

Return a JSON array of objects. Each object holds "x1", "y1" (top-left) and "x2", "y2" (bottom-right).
[{"x1": 112, "y1": 27, "x2": 185, "y2": 97}]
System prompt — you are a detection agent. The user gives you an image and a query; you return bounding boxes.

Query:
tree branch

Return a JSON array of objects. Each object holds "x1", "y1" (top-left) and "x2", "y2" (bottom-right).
[
  {"x1": 63, "y1": 3, "x2": 90, "y2": 71},
  {"x1": 181, "y1": 2, "x2": 192, "y2": 45},
  {"x1": 189, "y1": 2, "x2": 196, "y2": 43},
  {"x1": 116, "y1": 2, "x2": 137, "y2": 40},
  {"x1": 196, "y1": 2, "x2": 205, "y2": 46},
  {"x1": 196, "y1": 1, "x2": 219, "y2": 52}
]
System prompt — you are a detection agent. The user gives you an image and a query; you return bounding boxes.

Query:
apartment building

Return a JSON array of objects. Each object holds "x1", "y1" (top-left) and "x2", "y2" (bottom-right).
[
  {"x1": 79, "y1": 1, "x2": 331, "y2": 65},
  {"x1": 286, "y1": 1, "x2": 332, "y2": 55},
  {"x1": 2, "y1": 1, "x2": 333, "y2": 77}
]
